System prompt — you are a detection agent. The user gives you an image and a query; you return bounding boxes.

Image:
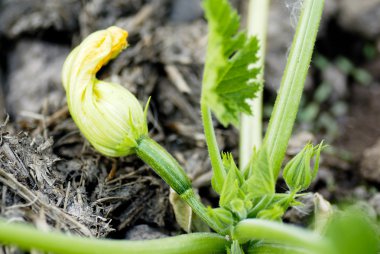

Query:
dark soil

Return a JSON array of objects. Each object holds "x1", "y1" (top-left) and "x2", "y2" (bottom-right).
[{"x1": 0, "y1": 0, "x2": 380, "y2": 252}]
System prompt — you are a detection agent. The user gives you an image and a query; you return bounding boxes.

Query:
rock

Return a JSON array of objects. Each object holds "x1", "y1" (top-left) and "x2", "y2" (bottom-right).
[
  {"x1": 124, "y1": 224, "x2": 167, "y2": 240},
  {"x1": 0, "y1": 0, "x2": 80, "y2": 38},
  {"x1": 337, "y1": 0, "x2": 380, "y2": 38},
  {"x1": 5, "y1": 40, "x2": 69, "y2": 117},
  {"x1": 170, "y1": 0, "x2": 203, "y2": 23},
  {"x1": 369, "y1": 193, "x2": 380, "y2": 216},
  {"x1": 287, "y1": 131, "x2": 315, "y2": 156},
  {"x1": 79, "y1": 0, "x2": 167, "y2": 37},
  {"x1": 154, "y1": 21, "x2": 207, "y2": 65},
  {"x1": 321, "y1": 65, "x2": 347, "y2": 100},
  {"x1": 360, "y1": 139, "x2": 380, "y2": 183}
]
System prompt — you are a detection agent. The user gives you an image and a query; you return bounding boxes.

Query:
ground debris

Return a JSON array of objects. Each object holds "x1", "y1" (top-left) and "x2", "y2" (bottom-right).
[
  {"x1": 0, "y1": 122, "x2": 171, "y2": 239},
  {"x1": 0, "y1": 126, "x2": 108, "y2": 236}
]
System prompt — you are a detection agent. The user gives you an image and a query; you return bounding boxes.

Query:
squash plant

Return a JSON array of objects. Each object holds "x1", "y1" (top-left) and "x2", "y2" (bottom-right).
[{"x1": 0, "y1": 0, "x2": 378, "y2": 253}]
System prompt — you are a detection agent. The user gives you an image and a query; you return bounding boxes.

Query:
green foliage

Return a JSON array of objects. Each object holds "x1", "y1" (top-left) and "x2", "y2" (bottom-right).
[
  {"x1": 324, "y1": 207, "x2": 380, "y2": 254},
  {"x1": 207, "y1": 207, "x2": 235, "y2": 233},
  {"x1": 202, "y1": 0, "x2": 261, "y2": 127},
  {"x1": 3, "y1": 0, "x2": 362, "y2": 254},
  {"x1": 242, "y1": 147, "x2": 275, "y2": 197}
]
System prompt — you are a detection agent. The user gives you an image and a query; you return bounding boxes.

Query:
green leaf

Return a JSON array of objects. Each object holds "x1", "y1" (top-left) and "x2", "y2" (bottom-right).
[
  {"x1": 219, "y1": 156, "x2": 244, "y2": 208},
  {"x1": 242, "y1": 147, "x2": 275, "y2": 197},
  {"x1": 247, "y1": 195, "x2": 275, "y2": 218},
  {"x1": 247, "y1": 193, "x2": 299, "y2": 219},
  {"x1": 202, "y1": 0, "x2": 261, "y2": 127},
  {"x1": 325, "y1": 207, "x2": 380, "y2": 254},
  {"x1": 256, "y1": 205, "x2": 284, "y2": 221}
]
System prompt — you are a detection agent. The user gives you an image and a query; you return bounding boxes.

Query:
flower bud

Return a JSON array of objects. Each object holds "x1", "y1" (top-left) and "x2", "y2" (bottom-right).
[
  {"x1": 62, "y1": 26, "x2": 147, "y2": 157},
  {"x1": 283, "y1": 142, "x2": 324, "y2": 192}
]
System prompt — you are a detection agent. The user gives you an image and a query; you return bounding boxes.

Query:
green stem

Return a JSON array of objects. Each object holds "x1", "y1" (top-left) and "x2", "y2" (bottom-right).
[
  {"x1": 262, "y1": 0, "x2": 324, "y2": 179},
  {"x1": 239, "y1": 0, "x2": 270, "y2": 168},
  {"x1": 232, "y1": 219, "x2": 334, "y2": 254},
  {"x1": 0, "y1": 220, "x2": 227, "y2": 254},
  {"x1": 200, "y1": 101, "x2": 225, "y2": 194},
  {"x1": 135, "y1": 136, "x2": 223, "y2": 234}
]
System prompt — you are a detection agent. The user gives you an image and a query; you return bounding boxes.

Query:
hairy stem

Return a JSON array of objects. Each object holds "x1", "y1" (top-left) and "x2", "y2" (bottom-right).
[
  {"x1": 263, "y1": 0, "x2": 325, "y2": 178},
  {"x1": 232, "y1": 219, "x2": 334, "y2": 253},
  {"x1": 239, "y1": 0, "x2": 270, "y2": 168},
  {"x1": 0, "y1": 220, "x2": 227, "y2": 254},
  {"x1": 200, "y1": 101, "x2": 225, "y2": 194},
  {"x1": 135, "y1": 136, "x2": 223, "y2": 234}
]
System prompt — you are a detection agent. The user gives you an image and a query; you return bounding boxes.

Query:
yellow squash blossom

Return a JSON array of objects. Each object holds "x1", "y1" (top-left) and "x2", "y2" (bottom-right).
[{"x1": 62, "y1": 26, "x2": 148, "y2": 157}]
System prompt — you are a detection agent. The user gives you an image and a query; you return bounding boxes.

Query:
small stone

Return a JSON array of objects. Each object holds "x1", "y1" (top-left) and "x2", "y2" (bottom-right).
[
  {"x1": 0, "y1": 0, "x2": 80, "y2": 39},
  {"x1": 322, "y1": 65, "x2": 347, "y2": 100},
  {"x1": 170, "y1": 0, "x2": 203, "y2": 23},
  {"x1": 369, "y1": 193, "x2": 380, "y2": 216},
  {"x1": 338, "y1": 0, "x2": 380, "y2": 38},
  {"x1": 5, "y1": 40, "x2": 69, "y2": 117},
  {"x1": 125, "y1": 224, "x2": 167, "y2": 240},
  {"x1": 360, "y1": 139, "x2": 380, "y2": 183}
]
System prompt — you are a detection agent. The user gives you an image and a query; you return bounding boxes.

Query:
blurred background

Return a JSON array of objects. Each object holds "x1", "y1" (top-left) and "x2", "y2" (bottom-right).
[{"x1": 0, "y1": 0, "x2": 379, "y2": 241}]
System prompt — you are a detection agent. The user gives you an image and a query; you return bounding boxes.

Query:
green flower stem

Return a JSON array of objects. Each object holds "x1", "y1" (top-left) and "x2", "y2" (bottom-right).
[
  {"x1": 135, "y1": 136, "x2": 223, "y2": 234},
  {"x1": 232, "y1": 219, "x2": 334, "y2": 254},
  {"x1": 200, "y1": 101, "x2": 225, "y2": 193},
  {"x1": 262, "y1": 0, "x2": 324, "y2": 178},
  {"x1": 239, "y1": 0, "x2": 270, "y2": 168},
  {"x1": 0, "y1": 219, "x2": 227, "y2": 254}
]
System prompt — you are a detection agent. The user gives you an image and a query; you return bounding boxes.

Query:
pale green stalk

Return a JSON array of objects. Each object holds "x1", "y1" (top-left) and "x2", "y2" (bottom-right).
[
  {"x1": 200, "y1": 100, "x2": 225, "y2": 193},
  {"x1": 262, "y1": 0, "x2": 324, "y2": 178},
  {"x1": 0, "y1": 220, "x2": 227, "y2": 254},
  {"x1": 232, "y1": 219, "x2": 334, "y2": 254},
  {"x1": 136, "y1": 136, "x2": 224, "y2": 234},
  {"x1": 239, "y1": 0, "x2": 270, "y2": 168}
]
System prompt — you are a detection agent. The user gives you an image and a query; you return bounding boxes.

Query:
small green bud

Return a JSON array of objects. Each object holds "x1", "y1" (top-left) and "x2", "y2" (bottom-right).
[
  {"x1": 230, "y1": 198, "x2": 247, "y2": 219},
  {"x1": 207, "y1": 207, "x2": 234, "y2": 234},
  {"x1": 283, "y1": 142, "x2": 324, "y2": 192},
  {"x1": 62, "y1": 27, "x2": 148, "y2": 157}
]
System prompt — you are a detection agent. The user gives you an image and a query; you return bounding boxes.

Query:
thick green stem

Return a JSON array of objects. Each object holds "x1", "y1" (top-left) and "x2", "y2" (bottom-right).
[
  {"x1": 263, "y1": 0, "x2": 324, "y2": 178},
  {"x1": 200, "y1": 101, "x2": 225, "y2": 194},
  {"x1": 135, "y1": 136, "x2": 223, "y2": 234},
  {"x1": 232, "y1": 219, "x2": 334, "y2": 254},
  {"x1": 0, "y1": 220, "x2": 227, "y2": 254},
  {"x1": 239, "y1": 0, "x2": 270, "y2": 168}
]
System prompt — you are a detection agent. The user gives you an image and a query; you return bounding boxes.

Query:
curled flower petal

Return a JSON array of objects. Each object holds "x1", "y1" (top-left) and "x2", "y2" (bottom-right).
[{"x1": 62, "y1": 26, "x2": 148, "y2": 157}]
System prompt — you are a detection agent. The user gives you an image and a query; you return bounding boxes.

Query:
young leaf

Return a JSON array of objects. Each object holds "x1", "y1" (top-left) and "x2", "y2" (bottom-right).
[
  {"x1": 212, "y1": 152, "x2": 238, "y2": 194},
  {"x1": 242, "y1": 147, "x2": 275, "y2": 197},
  {"x1": 219, "y1": 159, "x2": 244, "y2": 208},
  {"x1": 202, "y1": 0, "x2": 261, "y2": 127},
  {"x1": 257, "y1": 205, "x2": 284, "y2": 221}
]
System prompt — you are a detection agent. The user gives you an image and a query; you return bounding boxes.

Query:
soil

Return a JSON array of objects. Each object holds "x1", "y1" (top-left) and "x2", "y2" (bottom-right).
[{"x1": 0, "y1": 0, "x2": 380, "y2": 251}]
